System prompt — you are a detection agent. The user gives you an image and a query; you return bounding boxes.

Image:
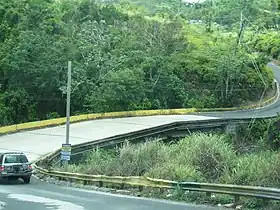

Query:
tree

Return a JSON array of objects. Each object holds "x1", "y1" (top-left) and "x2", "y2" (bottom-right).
[{"x1": 0, "y1": 0, "x2": 274, "y2": 125}]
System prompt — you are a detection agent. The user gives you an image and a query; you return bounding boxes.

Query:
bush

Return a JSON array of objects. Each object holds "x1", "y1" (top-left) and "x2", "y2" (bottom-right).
[
  {"x1": 115, "y1": 140, "x2": 168, "y2": 176},
  {"x1": 64, "y1": 133, "x2": 236, "y2": 182},
  {"x1": 235, "y1": 119, "x2": 271, "y2": 154},
  {"x1": 79, "y1": 148, "x2": 117, "y2": 176},
  {"x1": 169, "y1": 133, "x2": 235, "y2": 181},
  {"x1": 146, "y1": 161, "x2": 204, "y2": 182},
  {"x1": 268, "y1": 118, "x2": 280, "y2": 150},
  {"x1": 221, "y1": 151, "x2": 280, "y2": 187}
]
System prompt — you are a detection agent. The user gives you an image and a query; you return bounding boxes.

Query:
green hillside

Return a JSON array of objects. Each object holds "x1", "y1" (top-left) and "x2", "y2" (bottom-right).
[{"x1": 0, "y1": 0, "x2": 276, "y2": 125}]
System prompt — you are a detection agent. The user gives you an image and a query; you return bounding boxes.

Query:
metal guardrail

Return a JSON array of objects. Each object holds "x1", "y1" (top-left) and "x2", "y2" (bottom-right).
[
  {"x1": 33, "y1": 116, "x2": 280, "y2": 206},
  {"x1": 34, "y1": 164, "x2": 280, "y2": 203}
]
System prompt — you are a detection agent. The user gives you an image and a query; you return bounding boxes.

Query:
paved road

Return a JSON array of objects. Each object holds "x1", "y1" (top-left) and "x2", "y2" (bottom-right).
[
  {"x1": 1, "y1": 63, "x2": 280, "y2": 210},
  {"x1": 197, "y1": 62, "x2": 280, "y2": 119},
  {"x1": 0, "y1": 115, "x2": 224, "y2": 210},
  {"x1": 0, "y1": 115, "x2": 218, "y2": 162},
  {"x1": 0, "y1": 179, "x2": 222, "y2": 210}
]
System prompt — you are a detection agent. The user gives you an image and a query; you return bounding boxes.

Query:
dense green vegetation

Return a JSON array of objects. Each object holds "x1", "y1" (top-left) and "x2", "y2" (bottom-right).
[
  {"x1": 185, "y1": 0, "x2": 280, "y2": 28},
  {"x1": 3, "y1": 0, "x2": 278, "y2": 208},
  {"x1": 60, "y1": 118, "x2": 280, "y2": 209},
  {"x1": 0, "y1": 0, "x2": 277, "y2": 126},
  {"x1": 252, "y1": 31, "x2": 280, "y2": 60}
]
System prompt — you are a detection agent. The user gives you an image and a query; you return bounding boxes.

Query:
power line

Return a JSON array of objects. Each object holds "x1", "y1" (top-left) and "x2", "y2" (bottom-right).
[{"x1": 235, "y1": 13, "x2": 272, "y2": 141}]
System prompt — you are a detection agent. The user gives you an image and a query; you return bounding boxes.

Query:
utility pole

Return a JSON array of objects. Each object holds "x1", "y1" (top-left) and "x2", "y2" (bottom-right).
[
  {"x1": 237, "y1": 11, "x2": 245, "y2": 46},
  {"x1": 66, "y1": 61, "x2": 71, "y2": 145},
  {"x1": 61, "y1": 61, "x2": 72, "y2": 166},
  {"x1": 235, "y1": 11, "x2": 245, "y2": 54},
  {"x1": 206, "y1": 0, "x2": 213, "y2": 33}
]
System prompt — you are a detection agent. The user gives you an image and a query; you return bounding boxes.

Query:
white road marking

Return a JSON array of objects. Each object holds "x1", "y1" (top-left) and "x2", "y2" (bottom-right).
[
  {"x1": 7, "y1": 194, "x2": 84, "y2": 210},
  {"x1": 0, "y1": 201, "x2": 6, "y2": 209}
]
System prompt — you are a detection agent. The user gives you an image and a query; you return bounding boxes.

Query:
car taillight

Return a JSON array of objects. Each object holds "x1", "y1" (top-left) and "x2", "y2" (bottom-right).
[
  {"x1": 0, "y1": 166, "x2": 4, "y2": 171},
  {"x1": 28, "y1": 165, "x2": 32, "y2": 170}
]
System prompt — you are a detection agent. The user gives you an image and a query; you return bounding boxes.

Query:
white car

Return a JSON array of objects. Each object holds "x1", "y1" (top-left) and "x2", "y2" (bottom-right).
[{"x1": 0, "y1": 152, "x2": 33, "y2": 184}]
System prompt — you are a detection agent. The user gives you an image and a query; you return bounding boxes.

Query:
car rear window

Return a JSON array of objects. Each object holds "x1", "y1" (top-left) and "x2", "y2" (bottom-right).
[{"x1": 4, "y1": 154, "x2": 28, "y2": 164}]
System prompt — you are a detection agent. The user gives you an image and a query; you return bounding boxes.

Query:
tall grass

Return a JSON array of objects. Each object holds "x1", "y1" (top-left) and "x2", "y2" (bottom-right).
[
  {"x1": 59, "y1": 132, "x2": 280, "y2": 209},
  {"x1": 62, "y1": 132, "x2": 280, "y2": 188},
  {"x1": 116, "y1": 140, "x2": 168, "y2": 176},
  {"x1": 63, "y1": 133, "x2": 236, "y2": 181},
  {"x1": 222, "y1": 151, "x2": 280, "y2": 188},
  {"x1": 169, "y1": 133, "x2": 235, "y2": 181}
]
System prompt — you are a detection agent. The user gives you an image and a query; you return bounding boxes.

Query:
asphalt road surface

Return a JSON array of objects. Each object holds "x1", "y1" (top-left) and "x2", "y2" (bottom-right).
[
  {"x1": 0, "y1": 178, "x2": 223, "y2": 210},
  {"x1": 1, "y1": 63, "x2": 280, "y2": 210}
]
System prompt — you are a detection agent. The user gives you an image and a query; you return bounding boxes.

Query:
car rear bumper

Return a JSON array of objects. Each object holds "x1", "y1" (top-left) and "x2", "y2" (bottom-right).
[{"x1": 0, "y1": 171, "x2": 32, "y2": 177}]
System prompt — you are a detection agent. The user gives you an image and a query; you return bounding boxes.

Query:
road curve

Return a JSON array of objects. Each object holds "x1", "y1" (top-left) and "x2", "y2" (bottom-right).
[
  {"x1": 197, "y1": 62, "x2": 280, "y2": 119},
  {"x1": 0, "y1": 115, "x2": 224, "y2": 210},
  {"x1": 1, "y1": 63, "x2": 280, "y2": 210},
  {"x1": 0, "y1": 178, "x2": 222, "y2": 210}
]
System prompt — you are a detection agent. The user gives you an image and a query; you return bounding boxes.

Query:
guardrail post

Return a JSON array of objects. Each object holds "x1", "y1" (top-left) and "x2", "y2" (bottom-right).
[
  {"x1": 225, "y1": 122, "x2": 237, "y2": 135},
  {"x1": 226, "y1": 122, "x2": 238, "y2": 142},
  {"x1": 98, "y1": 181, "x2": 103, "y2": 188},
  {"x1": 234, "y1": 195, "x2": 241, "y2": 205}
]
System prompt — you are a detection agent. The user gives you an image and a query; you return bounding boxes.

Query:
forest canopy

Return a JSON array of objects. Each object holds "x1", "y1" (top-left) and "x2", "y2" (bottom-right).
[{"x1": 0, "y1": 0, "x2": 277, "y2": 125}]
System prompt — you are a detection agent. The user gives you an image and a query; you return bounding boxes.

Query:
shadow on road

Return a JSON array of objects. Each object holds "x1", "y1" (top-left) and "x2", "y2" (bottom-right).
[{"x1": 0, "y1": 178, "x2": 25, "y2": 185}]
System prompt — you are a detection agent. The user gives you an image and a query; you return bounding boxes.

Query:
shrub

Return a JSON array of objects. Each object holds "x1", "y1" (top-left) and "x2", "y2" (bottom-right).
[
  {"x1": 235, "y1": 119, "x2": 270, "y2": 154},
  {"x1": 264, "y1": 153, "x2": 280, "y2": 187},
  {"x1": 221, "y1": 151, "x2": 279, "y2": 187},
  {"x1": 169, "y1": 133, "x2": 235, "y2": 181},
  {"x1": 115, "y1": 140, "x2": 168, "y2": 176},
  {"x1": 146, "y1": 161, "x2": 204, "y2": 182},
  {"x1": 268, "y1": 118, "x2": 280, "y2": 150},
  {"x1": 79, "y1": 148, "x2": 117, "y2": 175},
  {"x1": 61, "y1": 132, "x2": 280, "y2": 210}
]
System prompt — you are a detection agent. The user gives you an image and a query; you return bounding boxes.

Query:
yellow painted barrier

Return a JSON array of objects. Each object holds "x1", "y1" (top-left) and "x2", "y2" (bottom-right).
[
  {"x1": 33, "y1": 164, "x2": 280, "y2": 202},
  {"x1": 0, "y1": 125, "x2": 17, "y2": 134},
  {"x1": 16, "y1": 118, "x2": 66, "y2": 131},
  {"x1": 93, "y1": 108, "x2": 197, "y2": 119},
  {"x1": 0, "y1": 81, "x2": 279, "y2": 135},
  {"x1": 70, "y1": 114, "x2": 88, "y2": 122},
  {"x1": 87, "y1": 109, "x2": 198, "y2": 120}
]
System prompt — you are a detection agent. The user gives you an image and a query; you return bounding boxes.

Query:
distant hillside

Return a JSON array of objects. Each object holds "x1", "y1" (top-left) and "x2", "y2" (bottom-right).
[{"x1": 0, "y1": 0, "x2": 274, "y2": 125}]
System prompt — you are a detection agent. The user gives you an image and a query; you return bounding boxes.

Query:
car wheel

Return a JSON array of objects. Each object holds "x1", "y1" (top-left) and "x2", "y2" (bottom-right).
[{"x1": 22, "y1": 176, "x2": 31, "y2": 184}]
